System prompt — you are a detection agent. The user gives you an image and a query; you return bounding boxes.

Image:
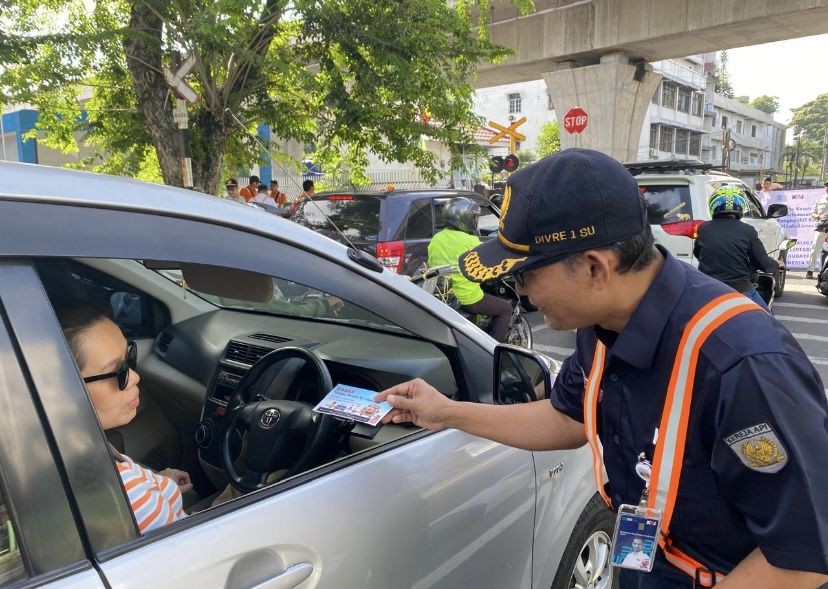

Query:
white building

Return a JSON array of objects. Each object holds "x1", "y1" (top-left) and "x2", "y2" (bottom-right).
[
  {"x1": 472, "y1": 80, "x2": 554, "y2": 152},
  {"x1": 702, "y1": 94, "x2": 787, "y2": 181}
]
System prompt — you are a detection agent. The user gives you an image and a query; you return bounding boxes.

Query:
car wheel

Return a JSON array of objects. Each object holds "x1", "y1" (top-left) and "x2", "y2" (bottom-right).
[
  {"x1": 551, "y1": 494, "x2": 617, "y2": 589},
  {"x1": 773, "y1": 267, "x2": 786, "y2": 298}
]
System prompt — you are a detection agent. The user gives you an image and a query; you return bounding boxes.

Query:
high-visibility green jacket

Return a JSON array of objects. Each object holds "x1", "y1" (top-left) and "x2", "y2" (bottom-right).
[{"x1": 427, "y1": 228, "x2": 483, "y2": 306}]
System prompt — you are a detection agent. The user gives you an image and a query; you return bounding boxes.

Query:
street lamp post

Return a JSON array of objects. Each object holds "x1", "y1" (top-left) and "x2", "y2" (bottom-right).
[{"x1": 793, "y1": 133, "x2": 803, "y2": 189}]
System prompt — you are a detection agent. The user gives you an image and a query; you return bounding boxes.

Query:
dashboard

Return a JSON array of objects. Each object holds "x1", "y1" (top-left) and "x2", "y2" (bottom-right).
[{"x1": 152, "y1": 309, "x2": 457, "y2": 470}]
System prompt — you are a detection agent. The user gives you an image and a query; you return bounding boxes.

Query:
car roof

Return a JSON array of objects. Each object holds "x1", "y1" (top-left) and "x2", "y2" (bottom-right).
[
  {"x1": 0, "y1": 161, "x2": 345, "y2": 253},
  {"x1": 312, "y1": 188, "x2": 489, "y2": 202}
]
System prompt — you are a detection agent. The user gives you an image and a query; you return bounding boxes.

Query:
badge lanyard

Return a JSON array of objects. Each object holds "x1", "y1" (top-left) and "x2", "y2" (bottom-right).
[{"x1": 610, "y1": 429, "x2": 662, "y2": 574}]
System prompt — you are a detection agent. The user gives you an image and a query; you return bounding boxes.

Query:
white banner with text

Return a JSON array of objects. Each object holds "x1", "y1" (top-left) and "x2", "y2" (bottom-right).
[{"x1": 758, "y1": 189, "x2": 824, "y2": 269}]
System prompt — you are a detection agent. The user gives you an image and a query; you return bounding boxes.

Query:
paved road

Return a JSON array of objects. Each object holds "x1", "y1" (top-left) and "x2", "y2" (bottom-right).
[{"x1": 529, "y1": 269, "x2": 828, "y2": 390}]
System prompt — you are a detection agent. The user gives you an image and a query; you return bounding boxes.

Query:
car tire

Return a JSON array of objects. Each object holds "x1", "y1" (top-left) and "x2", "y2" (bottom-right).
[
  {"x1": 551, "y1": 493, "x2": 617, "y2": 589},
  {"x1": 774, "y1": 267, "x2": 786, "y2": 298}
]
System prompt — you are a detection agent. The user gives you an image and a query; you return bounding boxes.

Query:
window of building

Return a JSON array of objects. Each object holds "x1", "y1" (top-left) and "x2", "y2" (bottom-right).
[
  {"x1": 689, "y1": 132, "x2": 701, "y2": 157},
  {"x1": 649, "y1": 124, "x2": 659, "y2": 149},
  {"x1": 651, "y1": 85, "x2": 660, "y2": 105},
  {"x1": 750, "y1": 152, "x2": 759, "y2": 165},
  {"x1": 677, "y1": 87, "x2": 691, "y2": 113},
  {"x1": 733, "y1": 149, "x2": 742, "y2": 164},
  {"x1": 691, "y1": 92, "x2": 703, "y2": 117},
  {"x1": 721, "y1": 115, "x2": 729, "y2": 129},
  {"x1": 507, "y1": 93, "x2": 522, "y2": 115},
  {"x1": 736, "y1": 120, "x2": 743, "y2": 134},
  {"x1": 659, "y1": 126, "x2": 675, "y2": 152},
  {"x1": 661, "y1": 82, "x2": 677, "y2": 109},
  {"x1": 675, "y1": 129, "x2": 690, "y2": 154},
  {"x1": 751, "y1": 125, "x2": 757, "y2": 138}
]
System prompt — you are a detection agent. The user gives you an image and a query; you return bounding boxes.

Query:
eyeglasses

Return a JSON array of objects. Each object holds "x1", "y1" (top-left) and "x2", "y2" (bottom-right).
[
  {"x1": 83, "y1": 341, "x2": 137, "y2": 391},
  {"x1": 513, "y1": 257, "x2": 559, "y2": 288}
]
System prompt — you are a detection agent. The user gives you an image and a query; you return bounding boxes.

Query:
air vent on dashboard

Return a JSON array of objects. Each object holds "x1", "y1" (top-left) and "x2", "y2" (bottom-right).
[
  {"x1": 249, "y1": 333, "x2": 291, "y2": 344},
  {"x1": 224, "y1": 341, "x2": 273, "y2": 365},
  {"x1": 156, "y1": 332, "x2": 174, "y2": 353}
]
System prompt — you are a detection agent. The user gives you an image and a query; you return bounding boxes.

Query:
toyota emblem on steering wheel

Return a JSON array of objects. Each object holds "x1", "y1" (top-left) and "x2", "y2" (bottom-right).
[{"x1": 259, "y1": 408, "x2": 280, "y2": 428}]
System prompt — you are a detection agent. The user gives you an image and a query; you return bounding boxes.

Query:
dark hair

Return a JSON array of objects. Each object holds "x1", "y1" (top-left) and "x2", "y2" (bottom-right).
[
  {"x1": 270, "y1": 180, "x2": 278, "y2": 186},
  {"x1": 824, "y1": 181, "x2": 828, "y2": 187},
  {"x1": 563, "y1": 224, "x2": 657, "y2": 275},
  {"x1": 764, "y1": 176, "x2": 773, "y2": 183},
  {"x1": 257, "y1": 184, "x2": 268, "y2": 193},
  {"x1": 53, "y1": 300, "x2": 112, "y2": 370},
  {"x1": 302, "y1": 180, "x2": 314, "y2": 191},
  {"x1": 249, "y1": 175, "x2": 261, "y2": 184}
]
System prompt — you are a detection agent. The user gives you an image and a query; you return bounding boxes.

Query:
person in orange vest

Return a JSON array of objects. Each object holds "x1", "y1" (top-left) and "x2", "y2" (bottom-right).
[
  {"x1": 375, "y1": 150, "x2": 828, "y2": 589},
  {"x1": 289, "y1": 179, "x2": 315, "y2": 217},
  {"x1": 269, "y1": 180, "x2": 287, "y2": 206},
  {"x1": 239, "y1": 175, "x2": 261, "y2": 201}
]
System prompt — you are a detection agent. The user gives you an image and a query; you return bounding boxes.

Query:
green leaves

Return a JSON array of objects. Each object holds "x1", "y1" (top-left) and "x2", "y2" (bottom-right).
[
  {"x1": 791, "y1": 93, "x2": 828, "y2": 142},
  {"x1": 2, "y1": 0, "x2": 527, "y2": 193}
]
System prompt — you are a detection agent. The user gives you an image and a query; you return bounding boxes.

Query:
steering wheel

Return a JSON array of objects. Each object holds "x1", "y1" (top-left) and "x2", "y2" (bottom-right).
[{"x1": 221, "y1": 347, "x2": 336, "y2": 492}]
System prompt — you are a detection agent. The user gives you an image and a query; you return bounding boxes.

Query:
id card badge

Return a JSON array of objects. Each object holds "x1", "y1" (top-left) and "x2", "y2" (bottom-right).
[{"x1": 610, "y1": 504, "x2": 661, "y2": 573}]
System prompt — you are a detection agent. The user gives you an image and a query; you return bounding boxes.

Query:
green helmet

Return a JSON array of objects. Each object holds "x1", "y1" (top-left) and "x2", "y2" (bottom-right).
[{"x1": 708, "y1": 186, "x2": 748, "y2": 219}]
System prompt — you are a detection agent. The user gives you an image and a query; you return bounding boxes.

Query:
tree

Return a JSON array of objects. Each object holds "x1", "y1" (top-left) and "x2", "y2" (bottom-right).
[
  {"x1": 713, "y1": 50, "x2": 734, "y2": 99},
  {"x1": 790, "y1": 93, "x2": 828, "y2": 142},
  {"x1": 1, "y1": 0, "x2": 532, "y2": 194},
  {"x1": 536, "y1": 121, "x2": 561, "y2": 158},
  {"x1": 750, "y1": 95, "x2": 780, "y2": 115}
]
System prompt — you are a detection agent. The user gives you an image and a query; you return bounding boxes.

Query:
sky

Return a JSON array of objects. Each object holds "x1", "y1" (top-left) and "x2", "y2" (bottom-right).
[{"x1": 727, "y1": 33, "x2": 828, "y2": 126}]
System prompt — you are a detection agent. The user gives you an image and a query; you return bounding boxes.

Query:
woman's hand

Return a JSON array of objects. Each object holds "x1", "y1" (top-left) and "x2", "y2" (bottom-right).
[{"x1": 160, "y1": 468, "x2": 193, "y2": 493}]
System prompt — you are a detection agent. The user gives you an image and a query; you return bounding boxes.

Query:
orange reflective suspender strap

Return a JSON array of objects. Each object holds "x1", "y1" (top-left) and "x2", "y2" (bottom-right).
[
  {"x1": 583, "y1": 340, "x2": 610, "y2": 508},
  {"x1": 648, "y1": 292, "x2": 762, "y2": 586},
  {"x1": 583, "y1": 292, "x2": 764, "y2": 587}
]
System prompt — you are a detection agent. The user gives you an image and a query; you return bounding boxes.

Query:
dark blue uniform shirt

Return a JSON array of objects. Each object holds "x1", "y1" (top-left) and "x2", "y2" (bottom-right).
[{"x1": 551, "y1": 248, "x2": 828, "y2": 578}]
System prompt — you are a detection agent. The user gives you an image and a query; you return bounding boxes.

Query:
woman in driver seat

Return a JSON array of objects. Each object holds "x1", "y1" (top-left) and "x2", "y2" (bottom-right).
[{"x1": 56, "y1": 302, "x2": 191, "y2": 533}]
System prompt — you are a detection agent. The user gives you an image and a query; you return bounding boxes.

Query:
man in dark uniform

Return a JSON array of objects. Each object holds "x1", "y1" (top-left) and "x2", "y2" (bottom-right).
[{"x1": 376, "y1": 149, "x2": 828, "y2": 588}]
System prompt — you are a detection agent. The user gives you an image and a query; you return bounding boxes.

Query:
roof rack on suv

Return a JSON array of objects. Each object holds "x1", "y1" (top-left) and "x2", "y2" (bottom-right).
[{"x1": 623, "y1": 159, "x2": 724, "y2": 176}]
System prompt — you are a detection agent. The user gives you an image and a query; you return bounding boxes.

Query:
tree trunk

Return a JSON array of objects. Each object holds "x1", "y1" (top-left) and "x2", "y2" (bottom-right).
[
  {"x1": 123, "y1": 2, "x2": 184, "y2": 187},
  {"x1": 192, "y1": 109, "x2": 227, "y2": 196}
]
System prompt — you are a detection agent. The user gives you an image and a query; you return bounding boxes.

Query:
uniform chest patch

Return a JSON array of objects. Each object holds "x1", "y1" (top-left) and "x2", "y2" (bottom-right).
[{"x1": 724, "y1": 423, "x2": 787, "y2": 473}]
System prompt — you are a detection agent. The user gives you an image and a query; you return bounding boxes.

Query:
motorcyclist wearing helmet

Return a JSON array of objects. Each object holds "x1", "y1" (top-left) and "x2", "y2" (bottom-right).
[
  {"x1": 693, "y1": 185, "x2": 779, "y2": 310},
  {"x1": 428, "y1": 197, "x2": 512, "y2": 342}
]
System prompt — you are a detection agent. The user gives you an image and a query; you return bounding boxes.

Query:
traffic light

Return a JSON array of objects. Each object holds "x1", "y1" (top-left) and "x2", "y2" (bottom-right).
[
  {"x1": 489, "y1": 156, "x2": 505, "y2": 173},
  {"x1": 489, "y1": 154, "x2": 520, "y2": 174}
]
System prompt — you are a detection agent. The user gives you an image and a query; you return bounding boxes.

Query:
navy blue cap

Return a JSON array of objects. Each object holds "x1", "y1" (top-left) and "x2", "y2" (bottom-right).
[{"x1": 460, "y1": 148, "x2": 646, "y2": 282}]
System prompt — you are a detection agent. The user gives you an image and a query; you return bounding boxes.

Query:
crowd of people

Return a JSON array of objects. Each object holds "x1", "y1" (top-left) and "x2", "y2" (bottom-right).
[{"x1": 221, "y1": 174, "x2": 314, "y2": 216}]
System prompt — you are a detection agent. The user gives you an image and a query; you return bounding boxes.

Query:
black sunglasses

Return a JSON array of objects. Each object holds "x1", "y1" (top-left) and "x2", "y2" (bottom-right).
[{"x1": 83, "y1": 341, "x2": 137, "y2": 391}]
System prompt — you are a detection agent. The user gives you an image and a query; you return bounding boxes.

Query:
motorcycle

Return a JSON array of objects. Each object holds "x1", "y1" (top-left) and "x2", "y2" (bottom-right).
[
  {"x1": 409, "y1": 265, "x2": 533, "y2": 349},
  {"x1": 754, "y1": 239, "x2": 797, "y2": 310},
  {"x1": 817, "y1": 239, "x2": 828, "y2": 297}
]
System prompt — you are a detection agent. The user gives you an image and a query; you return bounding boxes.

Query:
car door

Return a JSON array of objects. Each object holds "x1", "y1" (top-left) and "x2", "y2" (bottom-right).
[
  {"x1": 0, "y1": 261, "x2": 108, "y2": 589},
  {"x1": 741, "y1": 189, "x2": 783, "y2": 254},
  {"x1": 3, "y1": 199, "x2": 538, "y2": 589}
]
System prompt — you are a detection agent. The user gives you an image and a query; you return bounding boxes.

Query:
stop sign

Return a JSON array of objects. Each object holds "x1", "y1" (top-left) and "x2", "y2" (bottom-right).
[{"x1": 563, "y1": 108, "x2": 588, "y2": 134}]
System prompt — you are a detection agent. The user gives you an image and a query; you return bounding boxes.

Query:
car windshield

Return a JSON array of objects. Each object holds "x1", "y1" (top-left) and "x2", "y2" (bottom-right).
[
  {"x1": 639, "y1": 185, "x2": 693, "y2": 225},
  {"x1": 153, "y1": 267, "x2": 408, "y2": 334},
  {"x1": 293, "y1": 195, "x2": 382, "y2": 242}
]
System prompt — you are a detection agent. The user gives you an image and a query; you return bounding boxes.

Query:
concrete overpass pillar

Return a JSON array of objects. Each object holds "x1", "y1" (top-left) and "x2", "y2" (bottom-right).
[{"x1": 543, "y1": 54, "x2": 661, "y2": 162}]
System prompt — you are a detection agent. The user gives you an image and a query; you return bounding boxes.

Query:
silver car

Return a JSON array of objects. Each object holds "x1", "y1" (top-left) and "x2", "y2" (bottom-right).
[{"x1": 0, "y1": 162, "x2": 612, "y2": 589}]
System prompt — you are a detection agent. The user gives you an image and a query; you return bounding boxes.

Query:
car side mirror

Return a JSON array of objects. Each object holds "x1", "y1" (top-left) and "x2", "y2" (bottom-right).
[
  {"x1": 489, "y1": 192, "x2": 504, "y2": 208},
  {"x1": 494, "y1": 345, "x2": 555, "y2": 405},
  {"x1": 767, "y1": 204, "x2": 788, "y2": 219}
]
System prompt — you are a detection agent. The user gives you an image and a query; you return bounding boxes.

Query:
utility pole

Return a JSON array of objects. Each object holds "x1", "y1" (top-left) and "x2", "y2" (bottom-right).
[
  {"x1": 0, "y1": 102, "x2": 6, "y2": 161},
  {"x1": 820, "y1": 125, "x2": 828, "y2": 184},
  {"x1": 722, "y1": 127, "x2": 731, "y2": 172},
  {"x1": 793, "y1": 133, "x2": 802, "y2": 189},
  {"x1": 164, "y1": 51, "x2": 199, "y2": 189}
]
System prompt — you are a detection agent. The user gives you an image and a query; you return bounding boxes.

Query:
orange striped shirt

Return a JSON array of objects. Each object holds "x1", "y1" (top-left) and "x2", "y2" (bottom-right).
[{"x1": 115, "y1": 453, "x2": 185, "y2": 533}]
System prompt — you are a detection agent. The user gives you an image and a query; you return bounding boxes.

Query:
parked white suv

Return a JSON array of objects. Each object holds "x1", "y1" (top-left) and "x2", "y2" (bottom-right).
[{"x1": 626, "y1": 160, "x2": 791, "y2": 296}]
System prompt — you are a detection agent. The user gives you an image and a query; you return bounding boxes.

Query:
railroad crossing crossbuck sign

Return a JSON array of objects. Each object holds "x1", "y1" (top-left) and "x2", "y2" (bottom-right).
[{"x1": 489, "y1": 117, "x2": 527, "y2": 154}]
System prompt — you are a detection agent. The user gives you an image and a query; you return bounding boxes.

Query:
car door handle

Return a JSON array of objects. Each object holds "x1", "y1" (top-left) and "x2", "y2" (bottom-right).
[{"x1": 247, "y1": 562, "x2": 313, "y2": 589}]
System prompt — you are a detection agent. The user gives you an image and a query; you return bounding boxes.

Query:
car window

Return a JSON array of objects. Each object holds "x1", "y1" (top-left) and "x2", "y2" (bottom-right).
[
  {"x1": 639, "y1": 185, "x2": 693, "y2": 224},
  {"x1": 478, "y1": 205, "x2": 499, "y2": 236},
  {"x1": 743, "y1": 190, "x2": 765, "y2": 219},
  {"x1": 34, "y1": 259, "x2": 165, "y2": 338},
  {"x1": 405, "y1": 199, "x2": 433, "y2": 239},
  {"x1": 293, "y1": 195, "x2": 381, "y2": 242},
  {"x1": 0, "y1": 493, "x2": 26, "y2": 585}
]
